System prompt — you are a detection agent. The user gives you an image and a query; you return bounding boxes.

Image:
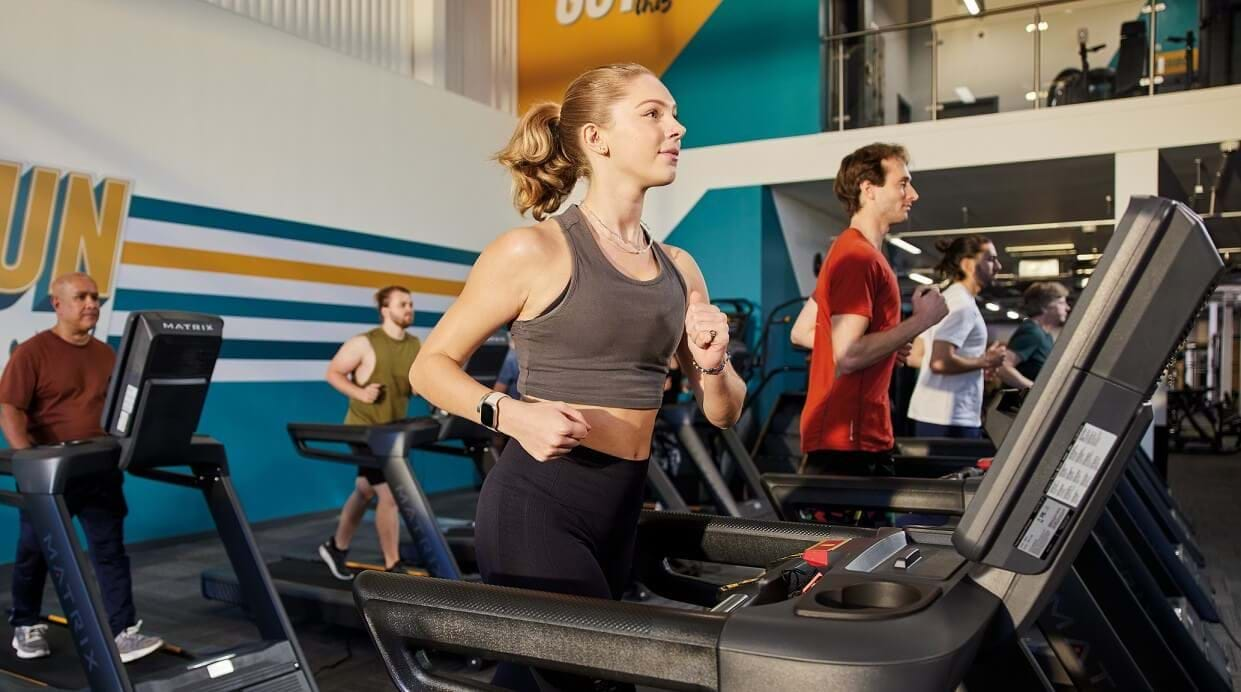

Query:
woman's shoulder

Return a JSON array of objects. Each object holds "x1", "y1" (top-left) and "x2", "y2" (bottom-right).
[{"x1": 485, "y1": 216, "x2": 567, "y2": 264}]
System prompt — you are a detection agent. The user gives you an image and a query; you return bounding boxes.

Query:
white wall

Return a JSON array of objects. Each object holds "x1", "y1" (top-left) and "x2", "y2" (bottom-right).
[
  {"x1": 647, "y1": 84, "x2": 1241, "y2": 235},
  {"x1": 772, "y1": 191, "x2": 848, "y2": 295},
  {"x1": 0, "y1": 0, "x2": 521, "y2": 252}
]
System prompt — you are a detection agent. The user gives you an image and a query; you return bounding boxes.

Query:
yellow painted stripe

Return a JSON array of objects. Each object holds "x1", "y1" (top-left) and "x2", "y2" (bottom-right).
[
  {"x1": 346, "y1": 560, "x2": 429, "y2": 576},
  {"x1": 0, "y1": 667, "x2": 48, "y2": 686},
  {"x1": 121, "y1": 242, "x2": 466, "y2": 296}
]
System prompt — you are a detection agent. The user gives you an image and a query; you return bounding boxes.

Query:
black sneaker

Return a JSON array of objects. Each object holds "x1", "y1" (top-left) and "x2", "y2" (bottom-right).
[
  {"x1": 386, "y1": 560, "x2": 425, "y2": 576},
  {"x1": 318, "y1": 538, "x2": 352, "y2": 581}
]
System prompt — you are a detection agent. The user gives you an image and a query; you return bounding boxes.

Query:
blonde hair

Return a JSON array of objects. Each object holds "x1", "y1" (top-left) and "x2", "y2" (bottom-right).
[{"x1": 495, "y1": 63, "x2": 654, "y2": 220}]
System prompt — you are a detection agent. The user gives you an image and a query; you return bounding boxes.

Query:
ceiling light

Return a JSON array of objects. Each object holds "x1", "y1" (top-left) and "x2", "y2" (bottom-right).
[
  {"x1": 1082, "y1": 223, "x2": 1098, "y2": 232},
  {"x1": 1006, "y1": 310, "x2": 1021, "y2": 320},
  {"x1": 1076, "y1": 252, "x2": 1102, "y2": 261},
  {"x1": 964, "y1": 0, "x2": 982, "y2": 15},
  {"x1": 1005, "y1": 242, "x2": 1076, "y2": 254},
  {"x1": 984, "y1": 302, "x2": 1000, "y2": 312},
  {"x1": 954, "y1": 86, "x2": 976, "y2": 104},
  {"x1": 1080, "y1": 277, "x2": 1090, "y2": 288},
  {"x1": 908, "y1": 272, "x2": 934, "y2": 285},
  {"x1": 888, "y1": 236, "x2": 923, "y2": 255},
  {"x1": 1018, "y1": 258, "x2": 1061, "y2": 278}
]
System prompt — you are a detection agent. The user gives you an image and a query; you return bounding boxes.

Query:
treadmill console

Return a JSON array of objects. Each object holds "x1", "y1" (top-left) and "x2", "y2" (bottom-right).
[
  {"x1": 101, "y1": 311, "x2": 223, "y2": 470},
  {"x1": 955, "y1": 197, "x2": 1220, "y2": 573}
]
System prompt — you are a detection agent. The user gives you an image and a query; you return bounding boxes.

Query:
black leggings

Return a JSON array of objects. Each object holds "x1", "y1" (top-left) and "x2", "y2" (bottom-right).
[{"x1": 474, "y1": 441, "x2": 648, "y2": 691}]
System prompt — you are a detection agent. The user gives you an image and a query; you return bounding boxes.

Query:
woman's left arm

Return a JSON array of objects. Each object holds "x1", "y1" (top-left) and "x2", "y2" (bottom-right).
[{"x1": 666, "y1": 245, "x2": 746, "y2": 428}]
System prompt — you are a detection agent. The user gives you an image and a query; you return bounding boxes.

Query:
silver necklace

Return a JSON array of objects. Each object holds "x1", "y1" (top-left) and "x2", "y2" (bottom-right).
[{"x1": 580, "y1": 203, "x2": 654, "y2": 255}]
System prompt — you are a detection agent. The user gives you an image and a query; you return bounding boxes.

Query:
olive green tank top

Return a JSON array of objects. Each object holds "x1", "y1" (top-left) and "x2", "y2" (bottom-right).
[{"x1": 343, "y1": 327, "x2": 421, "y2": 425}]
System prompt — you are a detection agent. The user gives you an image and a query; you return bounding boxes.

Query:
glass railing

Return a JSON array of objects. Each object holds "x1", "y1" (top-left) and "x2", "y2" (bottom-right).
[{"x1": 823, "y1": 0, "x2": 1227, "y2": 130}]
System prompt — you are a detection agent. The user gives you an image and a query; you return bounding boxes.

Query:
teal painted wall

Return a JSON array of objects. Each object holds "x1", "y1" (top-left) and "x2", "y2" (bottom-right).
[
  {"x1": 758, "y1": 188, "x2": 807, "y2": 415},
  {"x1": 662, "y1": 1, "x2": 823, "y2": 148},
  {"x1": 665, "y1": 187, "x2": 805, "y2": 419},
  {"x1": 0, "y1": 382, "x2": 478, "y2": 563},
  {"x1": 665, "y1": 186, "x2": 765, "y2": 308}
]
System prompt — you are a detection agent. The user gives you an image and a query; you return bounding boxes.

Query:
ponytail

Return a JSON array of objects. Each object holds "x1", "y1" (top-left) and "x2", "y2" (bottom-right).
[
  {"x1": 934, "y1": 235, "x2": 992, "y2": 282},
  {"x1": 495, "y1": 102, "x2": 579, "y2": 221}
]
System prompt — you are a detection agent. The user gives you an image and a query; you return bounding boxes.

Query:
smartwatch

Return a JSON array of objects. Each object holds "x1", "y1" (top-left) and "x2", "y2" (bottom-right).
[{"x1": 477, "y1": 392, "x2": 508, "y2": 432}]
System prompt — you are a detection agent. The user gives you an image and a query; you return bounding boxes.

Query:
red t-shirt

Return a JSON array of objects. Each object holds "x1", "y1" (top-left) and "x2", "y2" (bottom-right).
[
  {"x1": 0, "y1": 330, "x2": 115, "y2": 446},
  {"x1": 801, "y1": 229, "x2": 902, "y2": 453}
]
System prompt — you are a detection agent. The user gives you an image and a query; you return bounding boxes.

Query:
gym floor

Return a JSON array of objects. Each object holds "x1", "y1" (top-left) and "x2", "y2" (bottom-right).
[{"x1": 0, "y1": 456, "x2": 1238, "y2": 691}]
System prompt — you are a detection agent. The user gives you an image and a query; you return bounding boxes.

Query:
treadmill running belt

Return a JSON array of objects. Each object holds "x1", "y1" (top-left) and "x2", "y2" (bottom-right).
[{"x1": 0, "y1": 621, "x2": 191, "y2": 689}]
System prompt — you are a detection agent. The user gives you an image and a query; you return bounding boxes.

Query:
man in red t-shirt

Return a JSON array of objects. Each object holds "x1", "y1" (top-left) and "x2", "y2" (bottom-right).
[
  {"x1": 0, "y1": 273, "x2": 162, "y2": 663},
  {"x1": 800, "y1": 143, "x2": 949, "y2": 477}
]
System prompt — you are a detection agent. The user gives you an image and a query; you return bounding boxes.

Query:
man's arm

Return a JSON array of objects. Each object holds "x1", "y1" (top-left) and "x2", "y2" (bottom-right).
[
  {"x1": 832, "y1": 286, "x2": 948, "y2": 375},
  {"x1": 326, "y1": 336, "x2": 382, "y2": 403},
  {"x1": 928, "y1": 340, "x2": 1006, "y2": 375},
  {"x1": 0, "y1": 404, "x2": 32, "y2": 449},
  {"x1": 995, "y1": 360, "x2": 1035, "y2": 389},
  {"x1": 790, "y1": 298, "x2": 817, "y2": 349}
]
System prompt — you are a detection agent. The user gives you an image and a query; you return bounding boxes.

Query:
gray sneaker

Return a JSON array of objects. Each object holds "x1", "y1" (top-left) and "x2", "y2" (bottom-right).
[
  {"x1": 11, "y1": 624, "x2": 50, "y2": 660},
  {"x1": 114, "y1": 620, "x2": 163, "y2": 663}
]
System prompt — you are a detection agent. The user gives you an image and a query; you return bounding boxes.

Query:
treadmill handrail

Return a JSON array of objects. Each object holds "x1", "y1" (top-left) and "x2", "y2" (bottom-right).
[
  {"x1": 287, "y1": 418, "x2": 440, "y2": 464},
  {"x1": 0, "y1": 438, "x2": 121, "y2": 494},
  {"x1": 635, "y1": 510, "x2": 858, "y2": 567},
  {"x1": 763, "y1": 474, "x2": 980, "y2": 515},
  {"x1": 353, "y1": 571, "x2": 726, "y2": 692},
  {"x1": 288, "y1": 422, "x2": 375, "y2": 464}
]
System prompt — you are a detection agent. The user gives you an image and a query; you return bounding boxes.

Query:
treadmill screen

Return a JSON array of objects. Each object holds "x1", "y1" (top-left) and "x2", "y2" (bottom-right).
[
  {"x1": 101, "y1": 311, "x2": 223, "y2": 469},
  {"x1": 954, "y1": 197, "x2": 1221, "y2": 573}
]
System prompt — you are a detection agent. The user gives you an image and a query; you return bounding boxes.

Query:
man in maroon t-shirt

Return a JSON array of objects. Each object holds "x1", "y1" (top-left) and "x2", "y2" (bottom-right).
[
  {"x1": 0, "y1": 273, "x2": 162, "y2": 663},
  {"x1": 800, "y1": 144, "x2": 949, "y2": 477}
]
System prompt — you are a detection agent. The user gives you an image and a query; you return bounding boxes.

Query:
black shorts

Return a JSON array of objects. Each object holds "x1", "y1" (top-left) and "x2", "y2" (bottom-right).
[{"x1": 356, "y1": 466, "x2": 387, "y2": 486}]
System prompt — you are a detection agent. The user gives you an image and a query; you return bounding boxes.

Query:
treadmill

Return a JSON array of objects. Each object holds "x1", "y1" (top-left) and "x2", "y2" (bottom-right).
[
  {"x1": 201, "y1": 338, "x2": 507, "y2": 628},
  {"x1": 0, "y1": 311, "x2": 317, "y2": 691},
  {"x1": 350, "y1": 196, "x2": 1225, "y2": 691}
]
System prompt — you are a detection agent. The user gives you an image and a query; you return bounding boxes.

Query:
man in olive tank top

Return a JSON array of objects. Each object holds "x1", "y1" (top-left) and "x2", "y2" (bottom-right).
[{"x1": 319, "y1": 286, "x2": 421, "y2": 578}]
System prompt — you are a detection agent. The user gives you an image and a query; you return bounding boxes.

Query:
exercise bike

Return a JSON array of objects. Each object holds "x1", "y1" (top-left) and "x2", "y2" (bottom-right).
[{"x1": 1047, "y1": 28, "x2": 1118, "y2": 106}]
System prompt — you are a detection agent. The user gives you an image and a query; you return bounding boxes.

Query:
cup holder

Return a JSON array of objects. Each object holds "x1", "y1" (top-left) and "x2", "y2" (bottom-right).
[
  {"x1": 816, "y1": 581, "x2": 923, "y2": 610},
  {"x1": 797, "y1": 578, "x2": 939, "y2": 620}
]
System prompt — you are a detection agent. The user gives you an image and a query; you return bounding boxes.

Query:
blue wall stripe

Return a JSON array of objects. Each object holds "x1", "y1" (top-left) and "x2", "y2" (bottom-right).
[
  {"x1": 128, "y1": 196, "x2": 479, "y2": 266},
  {"x1": 114, "y1": 290, "x2": 442, "y2": 328},
  {"x1": 104, "y1": 335, "x2": 373, "y2": 361}
]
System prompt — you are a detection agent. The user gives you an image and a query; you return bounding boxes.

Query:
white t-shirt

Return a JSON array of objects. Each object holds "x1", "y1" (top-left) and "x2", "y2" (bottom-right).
[{"x1": 907, "y1": 282, "x2": 989, "y2": 427}]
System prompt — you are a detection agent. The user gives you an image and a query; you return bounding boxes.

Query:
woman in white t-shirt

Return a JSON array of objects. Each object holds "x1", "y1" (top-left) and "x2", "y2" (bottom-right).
[{"x1": 907, "y1": 235, "x2": 1007, "y2": 438}]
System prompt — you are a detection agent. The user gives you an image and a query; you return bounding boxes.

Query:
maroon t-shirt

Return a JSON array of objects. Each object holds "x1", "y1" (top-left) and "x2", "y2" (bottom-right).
[{"x1": 0, "y1": 330, "x2": 115, "y2": 445}]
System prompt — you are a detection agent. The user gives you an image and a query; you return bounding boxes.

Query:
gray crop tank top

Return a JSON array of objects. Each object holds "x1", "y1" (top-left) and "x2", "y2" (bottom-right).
[{"x1": 509, "y1": 204, "x2": 688, "y2": 409}]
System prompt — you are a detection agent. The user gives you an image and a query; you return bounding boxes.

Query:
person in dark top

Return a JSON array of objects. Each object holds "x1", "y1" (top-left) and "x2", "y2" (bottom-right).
[
  {"x1": 409, "y1": 64, "x2": 745, "y2": 692},
  {"x1": 0, "y1": 273, "x2": 163, "y2": 664},
  {"x1": 1008, "y1": 281, "x2": 1070, "y2": 382},
  {"x1": 318, "y1": 286, "x2": 422, "y2": 578}
]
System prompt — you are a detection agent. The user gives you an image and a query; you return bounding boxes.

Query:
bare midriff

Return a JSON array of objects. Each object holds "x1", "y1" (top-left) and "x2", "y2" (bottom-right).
[{"x1": 522, "y1": 395, "x2": 657, "y2": 460}]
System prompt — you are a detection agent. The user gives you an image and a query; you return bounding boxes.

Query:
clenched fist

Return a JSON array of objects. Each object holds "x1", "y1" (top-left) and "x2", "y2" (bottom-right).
[
  {"x1": 685, "y1": 290, "x2": 729, "y2": 372},
  {"x1": 501, "y1": 399, "x2": 591, "y2": 461},
  {"x1": 911, "y1": 286, "x2": 949, "y2": 327},
  {"x1": 895, "y1": 341, "x2": 914, "y2": 366},
  {"x1": 355, "y1": 382, "x2": 384, "y2": 404}
]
